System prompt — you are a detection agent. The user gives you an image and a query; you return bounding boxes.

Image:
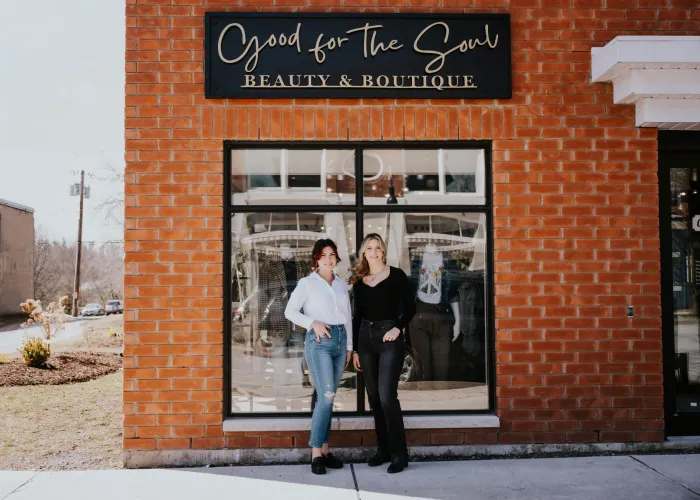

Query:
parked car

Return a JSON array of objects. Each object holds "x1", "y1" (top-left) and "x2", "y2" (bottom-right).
[
  {"x1": 105, "y1": 300, "x2": 124, "y2": 315},
  {"x1": 81, "y1": 303, "x2": 105, "y2": 316}
]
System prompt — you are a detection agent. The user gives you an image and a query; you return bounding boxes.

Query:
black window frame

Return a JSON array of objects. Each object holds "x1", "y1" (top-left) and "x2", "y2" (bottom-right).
[
  {"x1": 659, "y1": 130, "x2": 700, "y2": 437},
  {"x1": 224, "y1": 140, "x2": 496, "y2": 419}
]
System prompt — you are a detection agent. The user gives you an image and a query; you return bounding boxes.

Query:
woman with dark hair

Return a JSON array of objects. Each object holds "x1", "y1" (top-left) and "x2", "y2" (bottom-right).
[
  {"x1": 285, "y1": 238, "x2": 353, "y2": 475},
  {"x1": 351, "y1": 233, "x2": 416, "y2": 474}
]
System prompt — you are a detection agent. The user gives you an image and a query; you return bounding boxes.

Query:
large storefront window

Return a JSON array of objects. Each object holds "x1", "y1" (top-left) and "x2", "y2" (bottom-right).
[
  {"x1": 230, "y1": 211, "x2": 357, "y2": 413},
  {"x1": 363, "y1": 212, "x2": 488, "y2": 411},
  {"x1": 227, "y1": 144, "x2": 491, "y2": 416}
]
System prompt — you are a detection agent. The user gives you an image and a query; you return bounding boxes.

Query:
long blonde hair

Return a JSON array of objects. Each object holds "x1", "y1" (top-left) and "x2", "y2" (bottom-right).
[{"x1": 350, "y1": 233, "x2": 387, "y2": 285}]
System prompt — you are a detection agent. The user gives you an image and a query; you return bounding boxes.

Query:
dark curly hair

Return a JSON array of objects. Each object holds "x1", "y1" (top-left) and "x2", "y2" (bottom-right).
[{"x1": 311, "y1": 238, "x2": 341, "y2": 271}]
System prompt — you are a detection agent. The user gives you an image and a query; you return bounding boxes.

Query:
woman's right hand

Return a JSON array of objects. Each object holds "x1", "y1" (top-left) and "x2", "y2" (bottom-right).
[
  {"x1": 310, "y1": 321, "x2": 331, "y2": 342},
  {"x1": 352, "y1": 352, "x2": 361, "y2": 371}
]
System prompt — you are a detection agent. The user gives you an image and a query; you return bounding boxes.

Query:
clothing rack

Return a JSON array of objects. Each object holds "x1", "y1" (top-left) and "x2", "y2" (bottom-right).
[
  {"x1": 241, "y1": 230, "x2": 325, "y2": 246},
  {"x1": 405, "y1": 233, "x2": 472, "y2": 244},
  {"x1": 257, "y1": 246, "x2": 313, "y2": 257}
]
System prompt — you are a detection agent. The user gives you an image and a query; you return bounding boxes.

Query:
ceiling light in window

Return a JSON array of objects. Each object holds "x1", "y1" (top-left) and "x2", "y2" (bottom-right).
[{"x1": 372, "y1": 186, "x2": 377, "y2": 191}]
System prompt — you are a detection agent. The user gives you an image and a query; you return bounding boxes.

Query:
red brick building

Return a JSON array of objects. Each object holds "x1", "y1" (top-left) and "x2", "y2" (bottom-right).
[{"x1": 124, "y1": 0, "x2": 700, "y2": 468}]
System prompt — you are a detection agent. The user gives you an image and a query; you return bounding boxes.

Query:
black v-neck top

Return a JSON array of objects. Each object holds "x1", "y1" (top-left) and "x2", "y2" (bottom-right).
[{"x1": 352, "y1": 266, "x2": 416, "y2": 349}]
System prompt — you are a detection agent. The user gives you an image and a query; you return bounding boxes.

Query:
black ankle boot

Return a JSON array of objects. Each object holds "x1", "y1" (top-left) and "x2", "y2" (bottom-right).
[
  {"x1": 368, "y1": 449, "x2": 391, "y2": 467},
  {"x1": 387, "y1": 455, "x2": 408, "y2": 474},
  {"x1": 323, "y1": 452, "x2": 344, "y2": 469},
  {"x1": 311, "y1": 456, "x2": 326, "y2": 475}
]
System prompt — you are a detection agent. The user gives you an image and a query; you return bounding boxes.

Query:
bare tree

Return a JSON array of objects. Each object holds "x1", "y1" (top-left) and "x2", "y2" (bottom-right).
[
  {"x1": 33, "y1": 233, "x2": 75, "y2": 304},
  {"x1": 31, "y1": 227, "x2": 123, "y2": 309},
  {"x1": 96, "y1": 163, "x2": 124, "y2": 226},
  {"x1": 78, "y1": 242, "x2": 124, "y2": 305},
  {"x1": 33, "y1": 231, "x2": 59, "y2": 302}
]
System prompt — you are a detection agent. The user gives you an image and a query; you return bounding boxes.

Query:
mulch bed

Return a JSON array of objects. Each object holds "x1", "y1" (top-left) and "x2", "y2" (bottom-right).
[{"x1": 0, "y1": 352, "x2": 122, "y2": 387}]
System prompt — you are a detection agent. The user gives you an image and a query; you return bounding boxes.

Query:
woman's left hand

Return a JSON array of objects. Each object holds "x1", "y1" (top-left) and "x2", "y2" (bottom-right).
[
  {"x1": 345, "y1": 350, "x2": 352, "y2": 369},
  {"x1": 383, "y1": 327, "x2": 401, "y2": 342}
]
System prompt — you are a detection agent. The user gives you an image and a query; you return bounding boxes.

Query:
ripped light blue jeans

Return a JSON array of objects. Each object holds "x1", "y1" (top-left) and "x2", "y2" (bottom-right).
[{"x1": 305, "y1": 324, "x2": 347, "y2": 448}]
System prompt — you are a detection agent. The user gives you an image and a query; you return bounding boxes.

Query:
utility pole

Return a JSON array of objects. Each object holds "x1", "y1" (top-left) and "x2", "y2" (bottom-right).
[{"x1": 71, "y1": 170, "x2": 85, "y2": 316}]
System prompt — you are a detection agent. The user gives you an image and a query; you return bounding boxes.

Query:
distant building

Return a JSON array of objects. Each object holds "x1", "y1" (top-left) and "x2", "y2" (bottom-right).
[{"x1": 0, "y1": 199, "x2": 34, "y2": 316}]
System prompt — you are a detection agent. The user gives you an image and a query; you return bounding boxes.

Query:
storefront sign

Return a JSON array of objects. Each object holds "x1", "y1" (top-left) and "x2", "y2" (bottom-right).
[{"x1": 205, "y1": 13, "x2": 511, "y2": 99}]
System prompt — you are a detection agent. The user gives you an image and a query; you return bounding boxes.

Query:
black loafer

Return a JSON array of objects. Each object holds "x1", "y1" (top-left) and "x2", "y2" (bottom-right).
[
  {"x1": 368, "y1": 449, "x2": 391, "y2": 467},
  {"x1": 387, "y1": 455, "x2": 408, "y2": 474},
  {"x1": 311, "y1": 456, "x2": 326, "y2": 475},
  {"x1": 323, "y1": 452, "x2": 344, "y2": 469}
]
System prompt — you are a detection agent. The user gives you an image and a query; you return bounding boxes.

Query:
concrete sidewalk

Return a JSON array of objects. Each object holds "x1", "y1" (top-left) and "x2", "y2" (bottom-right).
[{"x1": 1, "y1": 454, "x2": 699, "y2": 500}]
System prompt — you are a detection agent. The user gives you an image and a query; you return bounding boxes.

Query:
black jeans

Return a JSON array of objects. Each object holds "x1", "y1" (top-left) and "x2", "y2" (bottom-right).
[
  {"x1": 358, "y1": 319, "x2": 407, "y2": 457},
  {"x1": 410, "y1": 301, "x2": 451, "y2": 381}
]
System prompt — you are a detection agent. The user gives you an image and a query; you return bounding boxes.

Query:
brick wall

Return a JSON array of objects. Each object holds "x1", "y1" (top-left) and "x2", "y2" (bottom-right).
[{"x1": 124, "y1": 0, "x2": 700, "y2": 461}]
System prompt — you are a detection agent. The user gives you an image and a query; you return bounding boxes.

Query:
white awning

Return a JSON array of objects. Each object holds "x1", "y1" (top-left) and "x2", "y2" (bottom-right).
[{"x1": 591, "y1": 36, "x2": 700, "y2": 130}]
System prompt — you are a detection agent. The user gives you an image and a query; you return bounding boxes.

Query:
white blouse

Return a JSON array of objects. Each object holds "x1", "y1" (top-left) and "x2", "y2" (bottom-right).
[{"x1": 284, "y1": 271, "x2": 353, "y2": 351}]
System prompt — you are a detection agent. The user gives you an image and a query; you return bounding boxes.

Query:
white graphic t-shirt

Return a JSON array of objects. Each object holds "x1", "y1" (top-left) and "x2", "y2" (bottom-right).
[{"x1": 417, "y1": 251, "x2": 443, "y2": 304}]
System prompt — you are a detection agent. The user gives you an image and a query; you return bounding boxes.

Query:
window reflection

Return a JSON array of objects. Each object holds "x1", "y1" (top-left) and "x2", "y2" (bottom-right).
[
  {"x1": 363, "y1": 213, "x2": 488, "y2": 411},
  {"x1": 363, "y1": 149, "x2": 485, "y2": 206},
  {"x1": 228, "y1": 147, "x2": 490, "y2": 416},
  {"x1": 230, "y1": 212, "x2": 357, "y2": 413},
  {"x1": 670, "y1": 167, "x2": 700, "y2": 415},
  {"x1": 231, "y1": 149, "x2": 356, "y2": 205}
]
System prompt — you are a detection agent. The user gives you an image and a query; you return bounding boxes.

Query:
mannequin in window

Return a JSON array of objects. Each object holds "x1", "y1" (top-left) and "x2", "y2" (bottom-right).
[{"x1": 408, "y1": 240, "x2": 460, "y2": 382}]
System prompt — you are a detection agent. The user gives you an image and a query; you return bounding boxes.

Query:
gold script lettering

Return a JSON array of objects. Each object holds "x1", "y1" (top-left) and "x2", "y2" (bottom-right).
[
  {"x1": 309, "y1": 34, "x2": 349, "y2": 64},
  {"x1": 218, "y1": 22, "x2": 301, "y2": 72},
  {"x1": 413, "y1": 22, "x2": 498, "y2": 74},
  {"x1": 346, "y1": 23, "x2": 403, "y2": 59}
]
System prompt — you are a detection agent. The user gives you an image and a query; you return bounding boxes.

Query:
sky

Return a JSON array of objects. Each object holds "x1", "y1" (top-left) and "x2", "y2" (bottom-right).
[{"x1": 0, "y1": 0, "x2": 125, "y2": 244}]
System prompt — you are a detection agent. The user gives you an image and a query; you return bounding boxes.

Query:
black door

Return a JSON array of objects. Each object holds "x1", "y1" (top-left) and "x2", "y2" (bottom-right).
[{"x1": 660, "y1": 130, "x2": 700, "y2": 435}]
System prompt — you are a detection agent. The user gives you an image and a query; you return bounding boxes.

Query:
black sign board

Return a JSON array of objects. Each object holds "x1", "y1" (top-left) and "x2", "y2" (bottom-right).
[{"x1": 205, "y1": 13, "x2": 511, "y2": 99}]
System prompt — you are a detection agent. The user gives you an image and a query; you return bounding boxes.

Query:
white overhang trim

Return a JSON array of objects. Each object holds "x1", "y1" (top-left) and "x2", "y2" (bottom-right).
[
  {"x1": 223, "y1": 414, "x2": 500, "y2": 433},
  {"x1": 591, "y1": 36, "x2": 700, "y2": 130}
]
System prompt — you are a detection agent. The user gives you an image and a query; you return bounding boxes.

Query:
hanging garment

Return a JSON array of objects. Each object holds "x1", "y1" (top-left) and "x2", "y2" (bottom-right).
[
  {"x1": 409, "y1": 301, "x2": 451, "y2": 381},
  {"x1": 417, "y1": 251, "x2": 444, "y2": 304},
  {"x1": 408, "y1": 255, "x2": 460, "y2": 326},
  {"x1": 453, "y1": 271, "x2": 486, "y2": 383},
  {"x1": 258, "y1": 253, "x2": 312, "y2": 343},
  {"x1": 258, "y1": 254, "x2": 288, "y2": 343},
  {"x1": 457, "y1": 273, "x2": 483, "y2": 338},
  {"x1": 457, "y1": 271, "x2": 484, "y2": 349}
]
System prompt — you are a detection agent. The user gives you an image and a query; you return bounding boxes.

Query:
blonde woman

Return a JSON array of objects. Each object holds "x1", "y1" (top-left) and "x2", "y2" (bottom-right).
[{"x1": 351, "y1": 233, "x2": 415, "y2": 474}]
